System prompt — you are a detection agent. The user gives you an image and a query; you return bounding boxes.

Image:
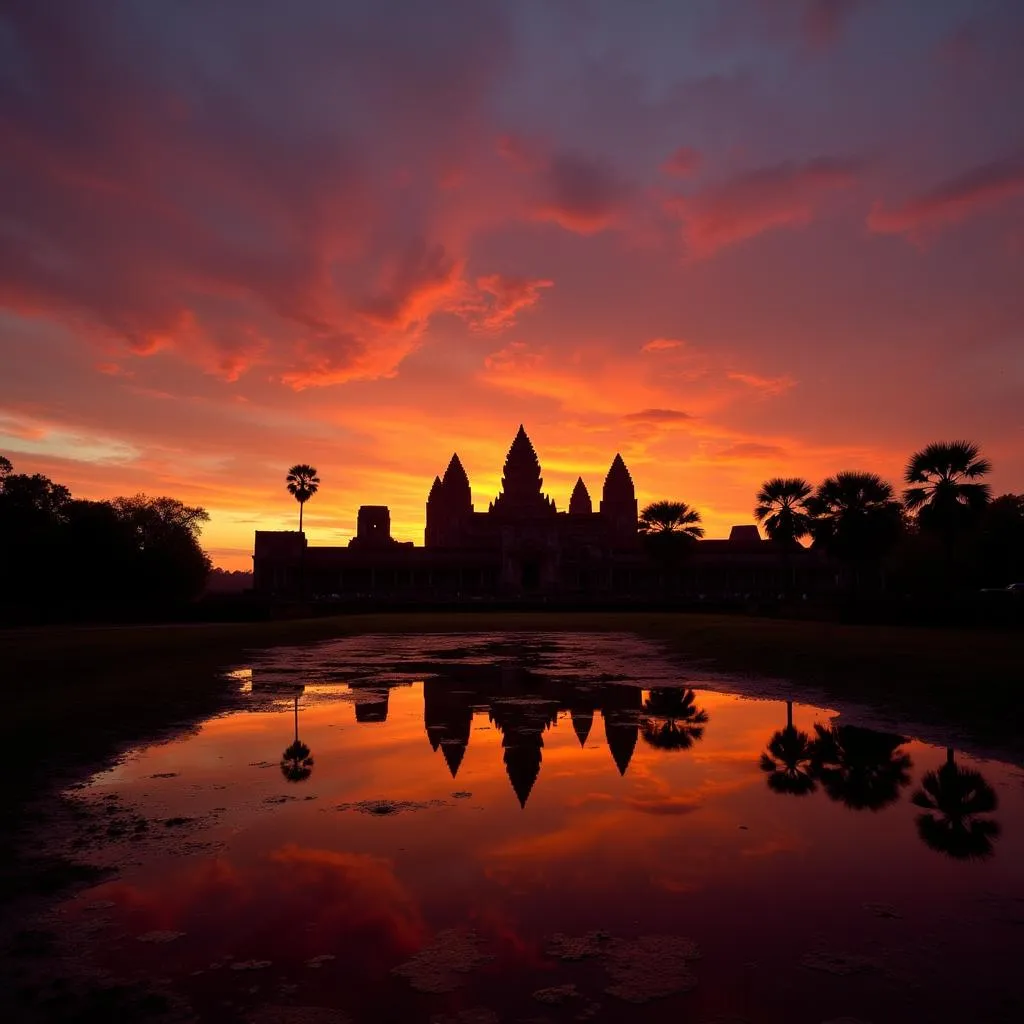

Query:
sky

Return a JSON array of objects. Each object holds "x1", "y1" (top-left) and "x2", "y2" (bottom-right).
[{"x1": 1, "y1": 0, "x2": 1023, "y2": 569}]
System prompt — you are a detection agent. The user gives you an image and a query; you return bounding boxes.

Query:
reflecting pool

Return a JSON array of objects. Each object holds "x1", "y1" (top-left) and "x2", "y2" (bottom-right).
[{"x1": 55, "y1": 633, "x2": 1024, "y2": 1023}]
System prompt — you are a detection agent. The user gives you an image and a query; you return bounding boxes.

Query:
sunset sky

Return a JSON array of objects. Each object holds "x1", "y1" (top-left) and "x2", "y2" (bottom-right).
[{"x1": 2, "y1": 0, "x2": 1023, "y2": 569}]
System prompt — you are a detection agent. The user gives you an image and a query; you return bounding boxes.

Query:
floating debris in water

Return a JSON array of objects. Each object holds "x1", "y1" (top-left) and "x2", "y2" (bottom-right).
[
  {"x1": 305, "y1": 954, "x2": 335, "y2": 968},
  {"x1": 245, "y1": 1006, "x2": 353, "y2": 1024},
  {"x1": 336, "y1": 798, "x2": 449, "y2": 816},
  {"x1": 452, "y1": 791, "x2": 473, "y2": 799},
  {"x1": 392, "y1": 929, "x2": 494, "y2": 993},
  {"x1": 602, "y1": 935, "x2": 701, "y2": 1003},
  {"x1": 544, "y1": 930, "x2": 612, "y2": 960},
  {"x1": 231, "y1": 959, "x2": 273, "y2": 971},
  {"x1": 801, "y1": 951, "x2": 882, "y2": 976},
  {"x1": 863, "y1": 902, "x2": 902, "y2": 919},
  {"x1": 136, "y1": 930, "x2": 185, "y2": 943},
  {"x1": 532, "y1": 983, "x2": 580, "y2": 1005},
  {"x1": 150, "y1": 772, "x2": 179, "y2": 779}
]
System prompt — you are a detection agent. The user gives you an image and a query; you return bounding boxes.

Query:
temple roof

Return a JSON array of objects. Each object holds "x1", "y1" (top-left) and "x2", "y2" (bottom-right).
[
  {"x1": 603, "y1": 453, "x2": 635, "y2": 502},
  {"x1": 443, "y1": 453, "x2": 470, "y2": 489},
  {"x1": 568, "y1": 476, "x2": 592, "y2": 515},
  {"x1": 427, "y1": 475, "x2": 443, "y2": 502}
]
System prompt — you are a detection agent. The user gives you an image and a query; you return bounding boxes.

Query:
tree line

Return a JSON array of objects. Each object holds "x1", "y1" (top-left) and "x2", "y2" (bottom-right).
[
  {"x1": 638, "y1": 440, "x2": 1024, "y2": 590},
  {"x1": 0, "y1": 455, "x2": 211, "y2": 620}
]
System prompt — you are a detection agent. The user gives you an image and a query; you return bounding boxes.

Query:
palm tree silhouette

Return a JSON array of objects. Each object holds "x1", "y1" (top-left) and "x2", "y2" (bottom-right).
[
  {"x1": 638, "y1": 500, "x2": 705, "y2": 538},
  {"x1": 811, "y1": 723, "x2": 912, "y2": 811},
  {"x1": 280, "y1": 695, "x2": 315, "y2": 783},
  {"x1": 639, "y1": 687, "x2": 709, "y2": 751},
  {"x1": 911, "y1": 749, "x2": 1000, "y2": 860},
  {"x1": 286, "y1": 464, "x2": 320, "y2": 534},
  {"x1": 760, "y1": 701, "x2": 817, "y2": 795},
  {"x1": 903, "y1": 440, "x2": 992, "y2": 528},
  {"x1": 807, "y1": 471, "x2": 903, "y2": 588},
  {"x1": 754, "y1": 477, "x2": 814, "y2": 546}
]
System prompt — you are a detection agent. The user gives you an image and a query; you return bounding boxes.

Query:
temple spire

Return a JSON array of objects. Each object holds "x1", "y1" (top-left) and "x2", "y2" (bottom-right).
[
  {"x1": 569, "y1": 477, "x2": 592, "y2": 515},
  {"x1": 492, "y1": 425, "x2": 555, "y2": 515}
]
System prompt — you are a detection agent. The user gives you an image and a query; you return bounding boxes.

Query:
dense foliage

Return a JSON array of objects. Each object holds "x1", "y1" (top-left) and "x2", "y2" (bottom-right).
[{"x1": 0, "y1": 459, "x2": 211, "y2": 620}]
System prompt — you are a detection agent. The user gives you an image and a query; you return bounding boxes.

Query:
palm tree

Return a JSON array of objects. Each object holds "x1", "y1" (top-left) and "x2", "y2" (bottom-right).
[
  {"x1": 754, "y1": 477, "x2": 814, "y2": 546},
  {"x1": 903, "y1": 440, "x2": 992, "y2": 532},
  {"x1": 280, "y1": 695, "x2": 315, "y2": 783},
  {"x1": 911, "y1": 748, "x2": 1000, "y2": 860},
  {"x1": 810, "y1": 723, "x2": 912, "y2": 811},
  {"x1": 760, "y1": 701, "x2": 817, "y2": 795},
  {"x1": 807, "y1": 471, "x2": 904, "y2": 588},
  {"x1": 286, "y1": 464, "x2": 320, "y2": 534},
  {"x1": 638, "y1": 500, "x2": 705, "y2": 538},
  {"x1": 639, "y1": 687, "x2": 709, "y2": 751}
]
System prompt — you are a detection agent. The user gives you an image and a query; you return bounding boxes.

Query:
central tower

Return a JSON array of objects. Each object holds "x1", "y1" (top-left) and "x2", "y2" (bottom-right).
[{"x1": 490, "y1": 425, "x2": 556, "y2": 517}]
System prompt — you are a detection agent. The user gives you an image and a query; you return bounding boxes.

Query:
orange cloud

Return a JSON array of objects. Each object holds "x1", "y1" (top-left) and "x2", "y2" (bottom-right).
[
  {"x1": 868, "y1": 156, "x2": 1024, "y2": 239},
  {"x1": 641, "y1": 338, "x2": 685, "y2": 353},
  {"x1": 727, "y1": 371, "x2": 797, "y2": 396},
  {"x1": 623, "y1": 408, "x2": 694, "y2": 426},
  {"x1": 668, "y1": 158, "x2": 859, "y2": 255},
  {"x1": 463, "y1": 273, "x2": 554, "y2": 331}
]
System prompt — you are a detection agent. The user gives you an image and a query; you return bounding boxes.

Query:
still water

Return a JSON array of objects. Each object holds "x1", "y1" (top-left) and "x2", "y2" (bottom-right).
[{"x1": 58, "y1": 634, "x2": 1023, "y2": 1023}]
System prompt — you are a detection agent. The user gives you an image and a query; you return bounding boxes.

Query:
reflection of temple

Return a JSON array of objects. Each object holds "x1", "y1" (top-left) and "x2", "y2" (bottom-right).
[
  {"x1": 423, "y1": 669, "x2": 645, "y2": 806},
  {"x1": 254, "y1": 426, "x2": 824, "y2": 599}
]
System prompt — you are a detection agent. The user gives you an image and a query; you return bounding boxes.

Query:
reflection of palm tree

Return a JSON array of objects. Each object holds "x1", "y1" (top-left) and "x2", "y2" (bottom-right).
[
  {"x1": 911, "y1": 749, "x2": 1000, "y2": 860},
  {"x1": 760, "y1": 701, "x2": 816, "y2": 795},
  {"x1": 811, "y1": 724, "x2": 912, "y2": 810},
  {"x1": 280, "y1": 695, "x2": 315, "y2": 783},
  {"x1": 640, "y1": 688, "x2": 709, "y2": 751}
]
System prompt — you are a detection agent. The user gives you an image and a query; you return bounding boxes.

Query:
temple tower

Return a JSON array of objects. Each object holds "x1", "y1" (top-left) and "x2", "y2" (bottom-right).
[
  {"x1": 491, "y1": 425, "x2": 556, "y2": 517},
  {"x1": 600, "y1": 453, "x2": 639, "y2": 544},
  {"x1": 568, "y1": 477, "x2": 592, "y2": 515},
  {"x1": 425, "y1": 454, "x2": 474, "y2": 547}
]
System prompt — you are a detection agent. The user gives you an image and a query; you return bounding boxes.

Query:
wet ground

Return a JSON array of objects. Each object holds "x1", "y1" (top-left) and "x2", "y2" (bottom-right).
[{"x1": 16, "y1": 633, "x2": 1024, "y2": 1023}]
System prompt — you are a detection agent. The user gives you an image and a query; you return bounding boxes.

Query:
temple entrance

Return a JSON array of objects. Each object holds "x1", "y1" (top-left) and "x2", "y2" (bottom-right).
[{"x1": 521, "y1": 558, "x2": 541, "y2": 591}]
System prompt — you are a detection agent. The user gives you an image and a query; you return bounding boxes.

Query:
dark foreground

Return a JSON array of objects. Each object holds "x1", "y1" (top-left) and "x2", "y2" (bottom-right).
[{"x1": 1, "y1": 613, "x2": 1022, "y2": 1021}]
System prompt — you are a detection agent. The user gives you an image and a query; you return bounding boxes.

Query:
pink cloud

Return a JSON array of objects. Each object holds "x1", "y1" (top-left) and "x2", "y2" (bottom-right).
[
  {"x1": 803, "y1": 0, "x2": 864, "y2": 49},
  {"x1": 668, "y1": 158, "x2": 859, "y2": 255},
  {"x1": 867, "y1": 156, "x2": 1024, "y2": 239},
  {"x1": 661, "y1": 147, "x2": 702, "y2": 178}
]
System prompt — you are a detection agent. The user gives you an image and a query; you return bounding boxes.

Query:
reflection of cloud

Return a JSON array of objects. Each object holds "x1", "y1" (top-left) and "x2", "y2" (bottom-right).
[
  {"x1": 624, "y1": 795, "x2": 701, "y2": 816},
  {"x1": 95, "y1": 845, "x2": 425, "y2": 965}
]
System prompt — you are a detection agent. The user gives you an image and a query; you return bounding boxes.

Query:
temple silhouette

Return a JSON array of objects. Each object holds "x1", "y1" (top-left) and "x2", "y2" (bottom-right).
[{"x1": 254, "y1": 426, "x2": 824, "y2": 599}]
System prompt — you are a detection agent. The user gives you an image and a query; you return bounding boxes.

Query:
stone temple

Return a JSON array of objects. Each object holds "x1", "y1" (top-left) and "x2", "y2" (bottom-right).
[{"x1": 254, "y1": 425, "x2": 821, "y2": 599}]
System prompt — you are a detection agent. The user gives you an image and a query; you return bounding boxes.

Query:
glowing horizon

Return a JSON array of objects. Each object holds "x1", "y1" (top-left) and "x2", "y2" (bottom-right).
[{"x1": 2, "y1": 2, "x2": 1022, "y2": 570}]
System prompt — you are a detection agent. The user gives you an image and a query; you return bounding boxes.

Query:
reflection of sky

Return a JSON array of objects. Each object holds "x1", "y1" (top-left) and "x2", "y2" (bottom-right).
[
  {"x1": 76, "y1": 681, "x2": 1023, "y2": 1023},
  {"x1": 3, "y1": 3, "x2": 1024, "y2": 567}
]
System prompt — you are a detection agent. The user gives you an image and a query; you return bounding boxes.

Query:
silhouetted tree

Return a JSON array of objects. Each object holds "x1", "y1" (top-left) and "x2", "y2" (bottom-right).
[
  {"x1": 974, "y1": 493, "x2": 1024, "y2": 586},
  {"x1": 638, "y1": 500, "x2": 705, "y2": 538},
  {"x1": 280, "y1": 695, "x2": 314, "y2": 783},
  {"x1": 903, "y1": 440, "x2": 991, "y2": 534},
  {"x1": 911, "y1": 749, "x2": 1000, "y2": 860},
  {"x1": 760, "y1": 701, "x2": 816, "y2": 795},
  {"x1": 754, "y1": 477, "x2": 814, "y2": 546},
  {"x1": 286, "y1": 464, "x2": 320, "y2": 534},
  {"x1": 110, "y1": 495, "x2": 211, "y2": 603},
  {"x1": 639, "y1": 687, "x2": 709, "y2": 751},
  {"x1": 0, "y1": 455, "x2": 12, "y2": 479},
  {"x1": 811, "y1": 723, "x2": 912, "y2": 811},
  {"x1": 808, "y1": 472, "x2": 904, "y2": 588}
]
